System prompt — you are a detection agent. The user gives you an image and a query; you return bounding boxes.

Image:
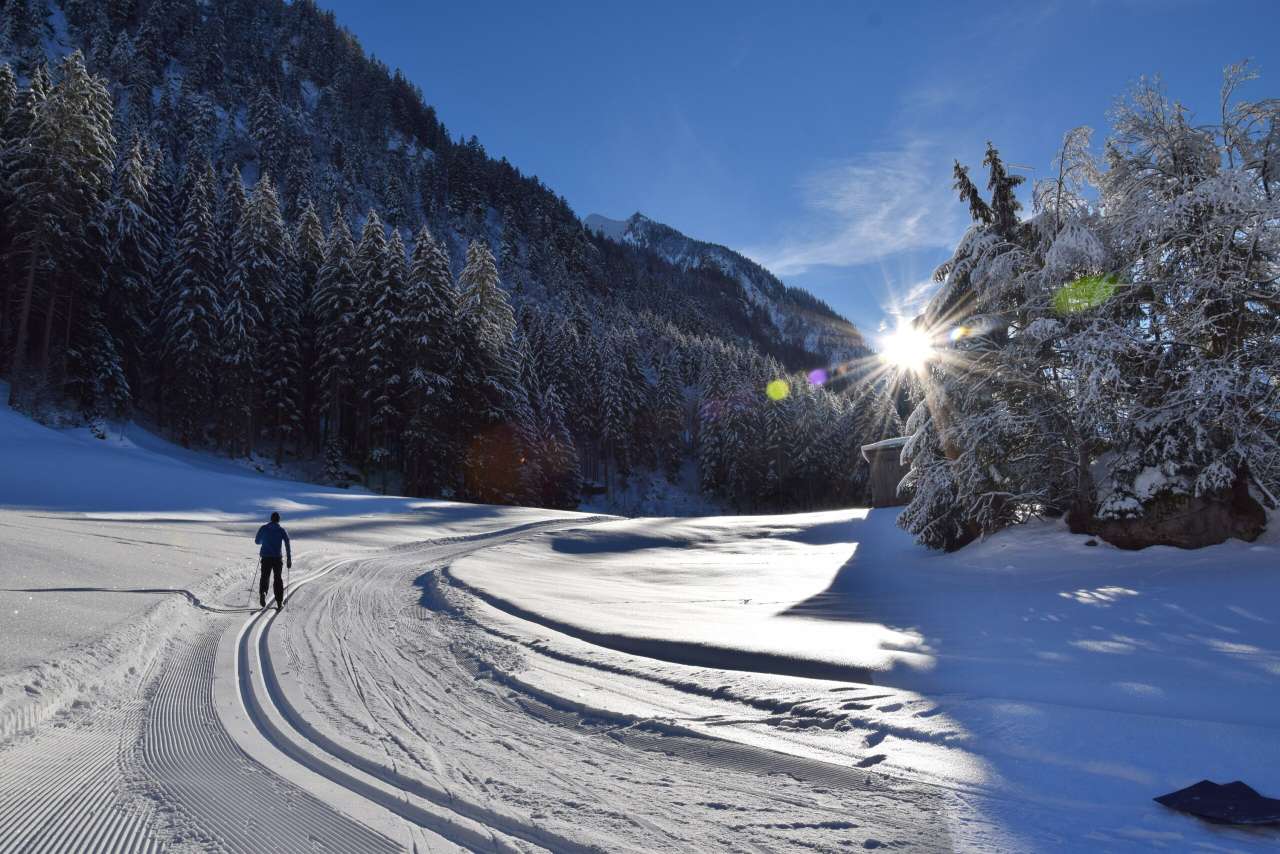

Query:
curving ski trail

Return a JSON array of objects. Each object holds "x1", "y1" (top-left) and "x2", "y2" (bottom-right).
[{"x1": 262, "y1": 520, "x2": 956, "y2": 852}]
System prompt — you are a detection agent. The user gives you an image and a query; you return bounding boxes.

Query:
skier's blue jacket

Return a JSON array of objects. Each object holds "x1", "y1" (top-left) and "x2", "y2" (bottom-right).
[{"x1": 255, "y1": 522, "x2": 292, "y2": 561}]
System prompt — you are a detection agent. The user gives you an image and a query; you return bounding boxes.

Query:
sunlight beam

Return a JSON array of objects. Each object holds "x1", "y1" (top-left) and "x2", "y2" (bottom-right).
[{"x1": 878, "y1": 321, "x2": 936, "y2": 374}]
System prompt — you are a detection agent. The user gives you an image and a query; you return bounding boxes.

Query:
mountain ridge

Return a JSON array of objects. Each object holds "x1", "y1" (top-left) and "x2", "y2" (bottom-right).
[{"x1": 585, "y1": 212, "x2": 866, "y2": 366}]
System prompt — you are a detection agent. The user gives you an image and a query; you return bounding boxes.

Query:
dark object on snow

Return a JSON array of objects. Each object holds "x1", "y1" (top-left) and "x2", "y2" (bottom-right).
[
  {"x1": 1085, "y1": 539, "x2": 1098, "y2": 547},
  {"x1": 861, "y1": 437, "x2": 909, "y2": 508},
  {"x1": 1070, "y1": 473, "x2": 1265, "y2": 550},
  {"x1": 1154, "y1": 780, "x2": 1280, "y2": 825}
]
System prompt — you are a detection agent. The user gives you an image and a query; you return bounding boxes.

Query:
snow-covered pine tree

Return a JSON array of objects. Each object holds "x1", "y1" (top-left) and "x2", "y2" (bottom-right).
[
  {"x1": 292, "y1": 198, "x2": 325, "y2": 450},
  {"x1": 458, "y1": 239, "x2": 516, "y2": 361},
  {"x1": 654, "y1": 351, "x2": 684, "y2": 482},
  {"x1": 312, "y1": 205, "x2": 358, "y2": 468},
  {"x1": 0, "y1": 63, "x2": 49, "y2": 368},
  {"x1": 238, "y1": 174, "x2": 300, "y2": 463},
  {"x1": 513, "y1": 345, "x2": 545, "y2": 505},
  {"x1": 0, "y1": 62, "x2": 18, "y2": 354},
  {"x1": 218, "y1": 173, "x2": 262, "y2": 456},
  {"x1": 349, "y1": 208, "x2": 388, "y2": 463},
  {"x1": 401, "y1": 224, "x2": 456, "y2": 496},
  {"x1": 65, "y1": 304, "x2": 130, "y2": 425},
  {"x1": 362, "y1": 227, "x2": 407, "y2": 491},
  {"x1": 598, "y1": 343, "x2": 632, "y2": 489},
  {"x1": 514, "y1": 345, "x2": 582, "y2": 509},
  {"x1": 163, "y1": 159, "x2": 220, "y2": 446},
  {"x1": 100, "y1": 136, "x2": 160, "y2": 398},
  {"x1": 6, "y1": 52, "x2": 115, "y2": 408},
  {"x1": 249, "y1": 91, "x2": 283, "y2": 180},
  {"x1": 455, "y1": 239, "x2": 522, "y2": 503},
  {"x1": 537, "y1": 381, "x2": 582, "y2": 509}
]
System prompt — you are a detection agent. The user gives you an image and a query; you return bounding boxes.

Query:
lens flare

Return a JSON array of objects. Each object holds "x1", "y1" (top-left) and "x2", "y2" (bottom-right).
[
  {"x1": 1054, "y1": 274, "x2": 1117, "y2": 315},
  {"x1": 766, "y1": 379, "x2": 790, "y2": 401},
  {"x1": 879, "y1": 321, "x2": 936, "y2": 373},
  {"x1": 807, "y1": 368, "x2": 827, "y2": 387}
]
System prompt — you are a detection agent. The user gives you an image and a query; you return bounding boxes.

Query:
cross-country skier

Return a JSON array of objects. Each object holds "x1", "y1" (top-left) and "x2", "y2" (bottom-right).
[{"x1": 254, "y1": 512, "x2": 292, "y2": 611}]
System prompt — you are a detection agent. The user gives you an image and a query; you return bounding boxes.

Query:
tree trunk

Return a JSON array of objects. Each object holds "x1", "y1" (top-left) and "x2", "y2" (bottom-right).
[
  {"x1": 8, "y1": 251, "x2": 38, "y2": 406},
  {"x1": 0, "y1": 258, "x2": 12, "y2": 359},
  {"x1": 39, "y1": 277, "x2": 58, "y2": 380}
]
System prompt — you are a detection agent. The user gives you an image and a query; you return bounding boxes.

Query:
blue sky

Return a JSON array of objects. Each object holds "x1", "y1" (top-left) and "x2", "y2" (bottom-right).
[{"x1": 321, "y1": 0, "x2": 1279, "y2": 341}]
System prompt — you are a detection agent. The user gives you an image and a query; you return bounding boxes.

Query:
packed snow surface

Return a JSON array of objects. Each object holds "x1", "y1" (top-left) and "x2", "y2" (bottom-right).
[{"x1": 1, "y1": 387, "x2": 1277, "y2": 851}]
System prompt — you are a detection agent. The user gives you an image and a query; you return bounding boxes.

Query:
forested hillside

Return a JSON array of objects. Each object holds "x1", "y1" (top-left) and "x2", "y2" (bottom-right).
[{"x1": 0, "y1": 0, "x2": 891, "y2": 511}]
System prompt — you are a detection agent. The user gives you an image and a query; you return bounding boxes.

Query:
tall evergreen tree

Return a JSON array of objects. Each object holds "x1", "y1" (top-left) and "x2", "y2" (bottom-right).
[
  {"x1": 363, "y1": 227, "x2": 406, "y2": 489},
  {"x1": 455, "y1": 240, "x2": 521, "y2": 502},
  {"x1": 401, "y1": 224, "x2": 456, "y2": 495},
  {"x1": 293, "y1": 199, "x2": 325, "y2": 449},
  {"x1": 100, "y1": 136, "x2": 160, "y2": 397},
  {"x1": 6, "y1": 52, "x2": 115, "y2": 406},
  {"x1": 312, "y1": 205, "x2": 358, "y2": 459},
  {"x1": 655, "y1": 352, "x2": 684, "y2": 482},
  {"x1": 236, "y1": 174, "x2": 297, "y2": 461},
  {"x1": 163, "y1": 161, "x2": 220, "y2": 446}
]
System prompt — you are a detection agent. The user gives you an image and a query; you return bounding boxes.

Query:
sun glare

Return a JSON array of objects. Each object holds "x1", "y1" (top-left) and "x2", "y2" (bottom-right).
[{"x1": 879, "y1": 322, "x2": 936, "y2": 373}]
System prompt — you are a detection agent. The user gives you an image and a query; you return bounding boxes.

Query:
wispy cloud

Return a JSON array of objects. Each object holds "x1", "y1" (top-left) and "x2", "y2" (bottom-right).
[
  {"x1": 878, "y1": 276, "x2": 941, "y2": 331},
  {"x1": 746, "y1": 140, "x2": 967, "y2": 276}
]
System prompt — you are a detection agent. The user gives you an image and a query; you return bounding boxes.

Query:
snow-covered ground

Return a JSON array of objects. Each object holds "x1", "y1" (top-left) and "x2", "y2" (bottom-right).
[
  {"x1": 451, "y1": 509, "x2": 1280, "y2": 849},
  {"x1": 1, "y1": 389, "x2": 1277, "y2": 851}
]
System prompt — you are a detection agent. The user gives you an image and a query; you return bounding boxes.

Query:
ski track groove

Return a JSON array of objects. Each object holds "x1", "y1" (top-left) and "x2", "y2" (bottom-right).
[
  {"x1": 0, "y1": 663, "x2": 162, "y2": 853},
  {"x1": 236, "y1": 526, "x2": 610, "y2": 853},
  {"x1": 141, "y1": 625, "x2": 398, "y2": 852},
  {"x1": 2, "y1": 514, "x2": 944, "y2": 853},
  {"x1": 274, "y1": 520, "x2": 947, "y2": 852}
]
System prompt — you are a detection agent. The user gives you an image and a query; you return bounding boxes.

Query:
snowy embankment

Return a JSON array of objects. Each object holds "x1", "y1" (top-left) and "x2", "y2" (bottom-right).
[
  {"x1": 0, "y1": 385, "x2": 575, "y2": 739},
  {"x1": 450, "y1": 508, "x2": 1280, "y2": 849}
]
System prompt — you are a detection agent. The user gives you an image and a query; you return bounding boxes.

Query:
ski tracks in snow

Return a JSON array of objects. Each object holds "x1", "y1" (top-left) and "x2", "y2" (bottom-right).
[
  {"x1": 273, "y1": 520, "x2": 954, "y2": 852},
  {"x1": 2, "y1": 515, "x2": 956, "y2": 852}
]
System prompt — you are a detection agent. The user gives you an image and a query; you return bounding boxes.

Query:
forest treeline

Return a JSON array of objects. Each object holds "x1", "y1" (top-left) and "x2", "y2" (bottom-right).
[{"x1": 0, "y1": 0, "x2": 895, "y2": 511}]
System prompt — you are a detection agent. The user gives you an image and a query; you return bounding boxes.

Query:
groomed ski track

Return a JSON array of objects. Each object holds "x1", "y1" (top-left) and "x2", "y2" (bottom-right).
[{"x1": 0, "y1": 517, "x2": 963, "y2": 852}]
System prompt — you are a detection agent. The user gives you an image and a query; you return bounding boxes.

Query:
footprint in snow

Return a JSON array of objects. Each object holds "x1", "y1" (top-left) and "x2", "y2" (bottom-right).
[
  {"x1": 856, "y1": 754, "x2": 887, "y2": 768},
  {"x1": 864, "y1": 730, "x2": 886, "y2": 748},
  {"x1": 877, "y1": 703, "x2": 903, "y2": 713}
]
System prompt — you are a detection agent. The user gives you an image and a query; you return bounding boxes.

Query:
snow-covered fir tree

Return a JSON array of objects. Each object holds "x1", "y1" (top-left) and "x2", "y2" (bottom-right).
[
  {"x1": 100, "y1": 136, "x2": 160, "y2": 397},
  {"x1": 362, "y1": 227, "x2": 406, "y2": 490},
  {"x1": 400, "y1": 224, "x2": 456, "y2": 496},
  {"x1": 900, "y1": 70, "x2": 1279, "y2": 550},
  {"x1": 162, "y1": 159, "x2": 220, "y2": 446}
]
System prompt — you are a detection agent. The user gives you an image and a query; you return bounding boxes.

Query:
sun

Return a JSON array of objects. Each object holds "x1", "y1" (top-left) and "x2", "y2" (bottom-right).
[{"x1": 879, "y1": 321, "x2": 936, "y2": 373}]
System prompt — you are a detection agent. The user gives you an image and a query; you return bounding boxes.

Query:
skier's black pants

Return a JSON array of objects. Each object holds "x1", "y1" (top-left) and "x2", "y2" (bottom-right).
[{"x1": 259, "y1": 556, "x2": 284, "y2": 605}]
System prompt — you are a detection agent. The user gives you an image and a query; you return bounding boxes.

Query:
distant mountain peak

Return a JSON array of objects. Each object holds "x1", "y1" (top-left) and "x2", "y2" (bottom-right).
[
  {"x1": 583, "y1": 213, "x2": 631, "y2": 242},
  {"x1": 585, "y1": 212, "x2": 866, "y2": 364}
]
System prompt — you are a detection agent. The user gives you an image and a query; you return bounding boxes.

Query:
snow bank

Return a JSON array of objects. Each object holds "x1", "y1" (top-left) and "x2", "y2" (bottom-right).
[
  {"x1": 450, "y1": 507, "x2": 1280, "y2": 850},
  {"x1": 451, "y1": 510, "x2": 930, "y2": 681}
]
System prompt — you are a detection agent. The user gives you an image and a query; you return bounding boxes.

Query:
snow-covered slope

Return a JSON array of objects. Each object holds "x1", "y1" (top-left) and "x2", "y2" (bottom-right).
[
  {"x1": 2, "y1": 392, "x2": 1278, "y2": 852},
  {"x1": 587, "y1": 212, "x2": 867, "y2": 366}
]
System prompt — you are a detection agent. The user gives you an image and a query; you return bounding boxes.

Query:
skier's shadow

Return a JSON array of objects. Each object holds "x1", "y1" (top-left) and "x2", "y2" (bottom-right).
[{"x1": 4, "y1": 586, "x2": 258, "y2": 613}]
